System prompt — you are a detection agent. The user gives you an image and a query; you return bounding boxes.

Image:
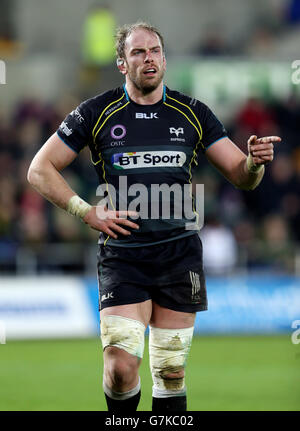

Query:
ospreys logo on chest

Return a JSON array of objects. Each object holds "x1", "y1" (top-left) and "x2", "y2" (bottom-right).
[
  {"x1": 111, "y1": 151, "x2": 186, "y2": 169},
  {"x1": 170, "y1": 127, "x2": 185, "y2": 142}
]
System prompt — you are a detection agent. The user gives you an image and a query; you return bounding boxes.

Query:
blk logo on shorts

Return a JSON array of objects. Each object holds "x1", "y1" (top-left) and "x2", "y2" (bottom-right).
[{"x1": 101, "y1": 292, "x2": 114, "y2": 302}]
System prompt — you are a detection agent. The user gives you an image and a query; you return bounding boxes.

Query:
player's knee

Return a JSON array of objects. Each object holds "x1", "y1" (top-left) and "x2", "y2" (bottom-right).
[
  {"x1": 105, "y1": 348, "x2": 139, "y2": 387},
  {"x1": 101, "y1": 315, "x2": 145, "y2": 389},
  {"x1": 159, "y1": 366, "x2": 185, "y2": 391},
  {"x1": 149, "y1": 326, "x2": 194, "y2": 393},
  {"x1": 162, "y1": 367, "x2": 185, "y2": 380}
]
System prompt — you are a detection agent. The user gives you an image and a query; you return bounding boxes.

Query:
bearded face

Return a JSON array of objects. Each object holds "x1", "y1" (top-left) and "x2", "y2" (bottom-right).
[{"x1": 120, "y1": 28, "x2": 166, "y2": 95}]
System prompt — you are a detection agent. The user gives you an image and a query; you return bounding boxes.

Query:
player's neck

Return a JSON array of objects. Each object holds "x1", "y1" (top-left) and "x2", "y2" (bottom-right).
[{"x1": 125, "y1": 81, "x2": 164, "y2": 105}]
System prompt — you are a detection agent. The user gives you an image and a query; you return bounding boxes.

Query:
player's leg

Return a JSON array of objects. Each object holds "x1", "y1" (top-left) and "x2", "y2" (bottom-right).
[
  {"x1": 149, "y1": 304, "x2": 196, "y2": 412},
  {"x1": 100, "y1": 300, "x2": 152, "y2": 411},
  {"x1": 97, "y1": 242, "x2": 153, "y2": 411},
  {"x1": 147, "y1": 235, "x2": 207, "y2": 411}
]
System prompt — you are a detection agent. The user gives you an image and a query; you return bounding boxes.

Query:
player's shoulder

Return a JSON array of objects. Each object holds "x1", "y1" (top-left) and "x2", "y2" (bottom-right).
[
  {"x1": 165, "y1": 87, "x2": 210, "y2": 116},
  {"x1": 61, "y1": 87, "x2": 125, "y2": 134}
]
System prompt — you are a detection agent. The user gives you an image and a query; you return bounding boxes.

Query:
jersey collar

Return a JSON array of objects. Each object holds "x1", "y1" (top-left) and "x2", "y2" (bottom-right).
[{"x1": 123, "y1": 84, "x2": 166, "y2": 103}]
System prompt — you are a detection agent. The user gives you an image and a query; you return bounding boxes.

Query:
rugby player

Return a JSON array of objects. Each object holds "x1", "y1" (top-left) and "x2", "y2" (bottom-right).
[{"x1": 27, "y1": 22, "x2": 281, "y2": 412}]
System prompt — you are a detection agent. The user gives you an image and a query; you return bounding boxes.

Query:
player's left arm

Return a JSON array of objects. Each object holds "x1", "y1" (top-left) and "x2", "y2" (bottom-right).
[{"x1": 205, "y1": 135, "x2": 281, "y2": 190}]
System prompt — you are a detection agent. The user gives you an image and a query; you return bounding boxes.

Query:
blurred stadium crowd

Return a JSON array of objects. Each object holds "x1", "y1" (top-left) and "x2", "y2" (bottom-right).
[
  {"x1": 0, "y1": 93, "x2": 299, "y2": 275},
  {"x1": 197, "y1": 96, "x2": 300, "y2": 275}
]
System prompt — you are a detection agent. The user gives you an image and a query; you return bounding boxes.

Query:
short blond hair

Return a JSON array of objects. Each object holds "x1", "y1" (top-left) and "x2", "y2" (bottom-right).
[{"x1": 115, "y1": 21, "x2": 165, "y2": 61}]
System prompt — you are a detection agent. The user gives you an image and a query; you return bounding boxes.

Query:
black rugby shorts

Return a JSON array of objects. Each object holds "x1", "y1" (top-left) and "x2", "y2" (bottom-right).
[{"x1": 97, "y1": 233, "x2": 207, "y2": 313}]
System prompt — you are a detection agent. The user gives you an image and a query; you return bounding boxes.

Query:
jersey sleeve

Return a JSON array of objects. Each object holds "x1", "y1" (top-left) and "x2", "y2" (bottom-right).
[
  {"x1": 56, "y1": 100, "x2": 93, "y2": 154},
  {"x1": 198, "y1": 103, "x2": 227, "y2": 151}
]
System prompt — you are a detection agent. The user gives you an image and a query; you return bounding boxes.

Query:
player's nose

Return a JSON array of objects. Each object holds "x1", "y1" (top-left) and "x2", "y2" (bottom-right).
[{"x1": 144, "y1": 49, "x2": 153, "y2": 62}]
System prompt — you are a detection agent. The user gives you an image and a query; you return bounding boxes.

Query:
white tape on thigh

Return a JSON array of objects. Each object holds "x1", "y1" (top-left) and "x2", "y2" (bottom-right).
[
  {"x1": 100, "y1": 315, "x2": 145, "y2": 358},
  {"x1": 149, "y1": 326, "x2": 194, "y2": 394}
]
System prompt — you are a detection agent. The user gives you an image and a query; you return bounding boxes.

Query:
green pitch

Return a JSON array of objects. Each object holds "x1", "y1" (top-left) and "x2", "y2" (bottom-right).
[{"x1": 0, "y1": 335, "x2": 299, "y2": 411}]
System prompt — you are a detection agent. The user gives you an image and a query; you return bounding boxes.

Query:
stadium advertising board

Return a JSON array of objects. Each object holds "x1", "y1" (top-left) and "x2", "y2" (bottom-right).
[
  {"x1": 0, "y1": 277, "x2": 97, "y2": 340},
  {"x1": 193, "y1": 275, "x2": 300, "y2": 334},
  {"x1": 0, "y1": 276, "x2": 299, "y2": 339}
]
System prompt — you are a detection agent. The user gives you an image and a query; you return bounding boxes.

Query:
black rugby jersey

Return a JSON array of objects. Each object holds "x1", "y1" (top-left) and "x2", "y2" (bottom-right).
[{"x1": 57, "y1": 85, "x2": 227, "y2": 247}]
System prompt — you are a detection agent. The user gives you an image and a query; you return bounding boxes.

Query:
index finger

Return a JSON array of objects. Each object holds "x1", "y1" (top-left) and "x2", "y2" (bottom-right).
[{"x1": 256, "y1": 136, "x2": 282, "y2": 144}]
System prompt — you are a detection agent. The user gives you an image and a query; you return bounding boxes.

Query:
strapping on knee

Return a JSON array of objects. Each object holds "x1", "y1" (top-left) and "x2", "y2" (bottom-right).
[
  {"x1": 149, "y1": 326, "x2": 194, "y2": 396},
  {"x1": 100, "y1": 315, "x2": 145, "y2": 358}
]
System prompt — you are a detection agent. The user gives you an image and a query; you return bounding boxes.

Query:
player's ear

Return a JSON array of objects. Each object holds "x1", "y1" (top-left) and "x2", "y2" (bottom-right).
[
  {"x1": 117, "y1": 58, "x2": 127, "y2": 75},
  {"x1": 163, "y1": 55, "x2": 167, "y2": 72}
]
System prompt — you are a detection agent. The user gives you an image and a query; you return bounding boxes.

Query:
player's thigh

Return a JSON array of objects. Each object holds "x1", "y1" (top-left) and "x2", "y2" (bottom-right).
[
  {"x1": 150, "y1": 302, "x2": 196, "y2": 329},
  {"x1": 100, "y1": 300, "x2": 152, "y2": 365},
  {"x1": 100, "y1": 300, "x2": 152, "y2": 328}
]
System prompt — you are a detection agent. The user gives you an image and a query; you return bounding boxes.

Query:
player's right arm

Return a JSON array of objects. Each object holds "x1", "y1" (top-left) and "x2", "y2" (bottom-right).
[
  {"x1": 27, "y1": 133, "x2": 79, "y2": 211},
  {"x1": 27, "y1": 133, "x2": 139, "y2": 239}
]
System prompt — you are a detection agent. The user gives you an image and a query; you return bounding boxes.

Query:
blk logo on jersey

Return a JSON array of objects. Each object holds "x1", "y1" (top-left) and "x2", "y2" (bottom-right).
[
  {"x1": 112, "y1": 151, "x2": 186, "y2": 170},
  {"x1": 135, "y1": 112, "x2": 158, "y2": 119}
]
